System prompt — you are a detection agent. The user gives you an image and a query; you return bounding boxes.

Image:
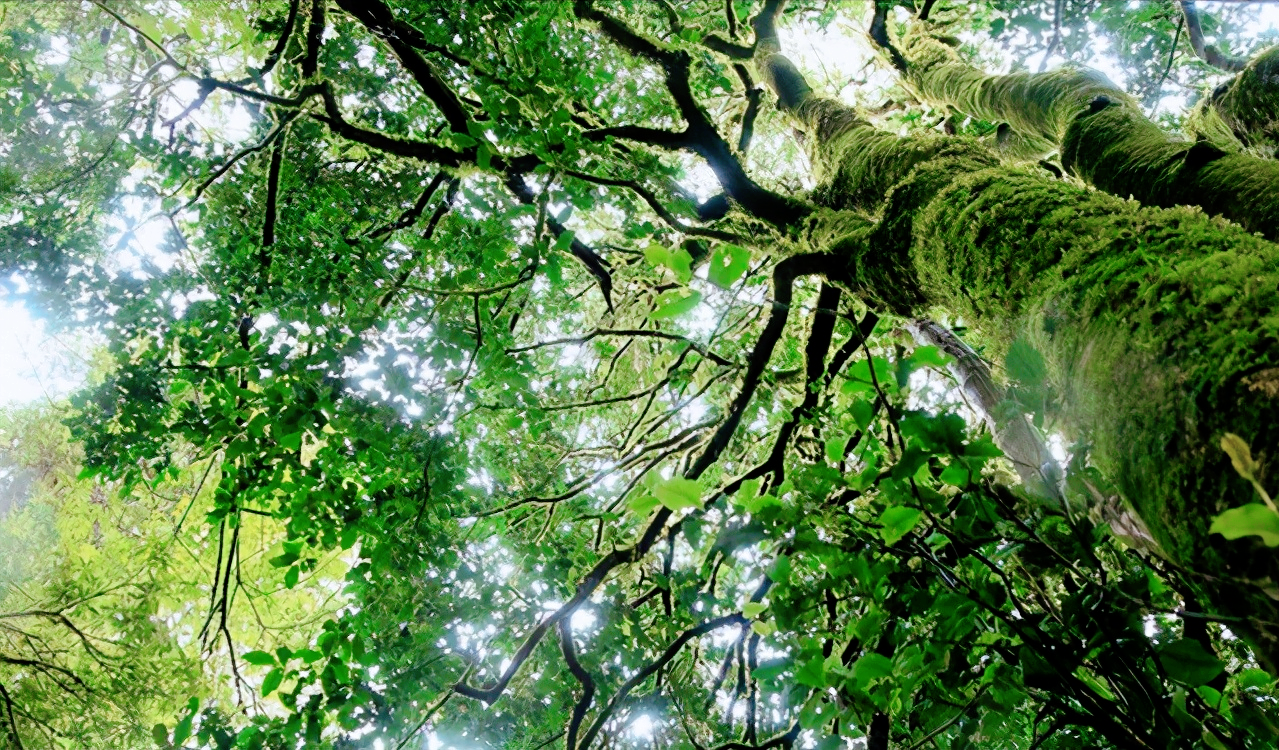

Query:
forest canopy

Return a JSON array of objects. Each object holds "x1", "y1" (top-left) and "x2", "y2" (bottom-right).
[{"x1": 2, "y1": 1, "x2": 1279, "y2": 748}]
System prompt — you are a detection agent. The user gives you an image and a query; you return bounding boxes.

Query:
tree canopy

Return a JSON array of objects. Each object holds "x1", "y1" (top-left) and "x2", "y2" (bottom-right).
[{"x1": 2, "y1": 1, "x2": 1279, "y2": 749}]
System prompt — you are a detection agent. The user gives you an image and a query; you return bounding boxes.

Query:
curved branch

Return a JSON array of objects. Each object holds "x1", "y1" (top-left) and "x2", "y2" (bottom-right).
[
  {"x1": 301, "y1": 0, "x2": 326, "y2": 78},
  {"x1": 1179, "y1": 1, "x2": 1247, "y2": 72},
  {"x1": 452, "y1": 508, "x2": 676, "y2": 704},
  {"x1": 258, "y1": 0, "x2": 301, "y2": 78},
  {"x1": 868, "y1": 1, "x2": 909, "y2": 73},
  {"x1": 558, "y1": 620, "x2": 595, "y2": 750},
  {"x1": 335, "y1": 0, "x2": 472, "y2": 132},
  {"x1": 688, "y1": 253, "x2": 835, "y2": 479},
  {"x1": 561, "y1": 169, "x2": 740, "y2": 241},
  {"x1": 576, "y1": 0, "x2": 810, "y2": 229},
  {"x1": 507, "y1": 328, "x2": 734, "y2": 368},
  {"x1": 574, "y1": 614, "x2": 747, "y2": 750}
]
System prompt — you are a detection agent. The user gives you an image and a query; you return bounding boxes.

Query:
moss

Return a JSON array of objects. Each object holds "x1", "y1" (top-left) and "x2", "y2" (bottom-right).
[
  {"x1": 1186, "y1": 45, "x2": 1279, "y2": 157},
  {"x1": 900, "y1": 28, "x2": 1279, "y2": 241},
  {"x1": 800, "y1": 92, "x2": 1279, "y2": 669}
]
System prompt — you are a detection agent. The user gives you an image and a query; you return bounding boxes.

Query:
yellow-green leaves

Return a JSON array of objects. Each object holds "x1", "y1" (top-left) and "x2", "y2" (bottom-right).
[
  {"x1": 1210, "y1": 432, "x2": 1279, "y2": 545},
  {"x1": 654, "y1": 476, "x2": 704, "y2": 510},
  {"x1": 1209, "y1": 503, "x2": 1279, "y2": 546},
  {"x1": 1220, "y1": 432, "x2": 1275, "y2": 509},
  {"x1": 878, "y1": 506, "x2": 922, "y2": 545},
  {"x1": 707, "y1": 243, "x2": 750, "y2": 288},
  {"x1": 644, "y1": 245, "x2": 694, "y2": 283},
  {"x1": 650, "y1": 288, "x2": 702, "y2": 320},
  {"x1": 628, "y1": 476, "x2": 703, "y2": 515}
]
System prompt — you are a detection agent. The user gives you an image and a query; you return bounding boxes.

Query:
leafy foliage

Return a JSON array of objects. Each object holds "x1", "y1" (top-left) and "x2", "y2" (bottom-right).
[{"x1": 1, "y1": 1, "x2": 1277, "y2": 749}]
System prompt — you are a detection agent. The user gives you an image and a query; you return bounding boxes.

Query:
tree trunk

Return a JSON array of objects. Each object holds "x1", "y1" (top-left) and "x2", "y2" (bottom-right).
[
  {"x1": 758, "y1": 45, "x2": 1279, "y2": 670},
  {"x1": 898, "y1": 30, "x2": 1279, "y2": 241},
  {"x1": 1185, "y1": 45, "x2": 1279, "y2": 157}
]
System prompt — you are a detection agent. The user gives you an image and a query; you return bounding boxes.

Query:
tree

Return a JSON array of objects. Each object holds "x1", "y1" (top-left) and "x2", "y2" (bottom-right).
[{"x1": 2, "y1": 0, "x2": 1279, "y2": 748}]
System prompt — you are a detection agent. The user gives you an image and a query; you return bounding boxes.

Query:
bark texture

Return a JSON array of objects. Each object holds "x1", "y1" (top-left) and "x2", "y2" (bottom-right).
[
  {"x1": 769, "y1": 64, "x2": 1279, "y2": 669},
  {"x1": 1186, "y1": 45, "x2": 1279, "y2": 157},
  {"x1": 898, "y1": 30, "x2": 1279, "y2": 241}
]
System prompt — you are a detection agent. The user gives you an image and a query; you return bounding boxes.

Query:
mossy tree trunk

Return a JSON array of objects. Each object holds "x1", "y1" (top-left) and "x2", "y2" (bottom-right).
[
  {"x1": 755, "y1": 34, "x2": 1279, "y2": 670},
  {"x1": 1186, "y1": 45, "x2": 1279, "y2": 157},
  {"x1": 897, "y1": 30, "x2": 1279, "y2": 241}
]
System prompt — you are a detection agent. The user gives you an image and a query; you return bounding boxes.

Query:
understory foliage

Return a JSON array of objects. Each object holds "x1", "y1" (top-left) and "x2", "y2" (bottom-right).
[{"x1": 1, "y1": 1, "x2": 1278, "y2": 750}]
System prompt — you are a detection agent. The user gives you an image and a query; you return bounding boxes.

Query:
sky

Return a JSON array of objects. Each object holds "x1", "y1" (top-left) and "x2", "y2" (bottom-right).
[
  {"x1": 2, "y1": 1, "x2": 1278, "y2": 411},
  {"x1": 0, "y1": 300, "x2": 94, "y2": 407}
]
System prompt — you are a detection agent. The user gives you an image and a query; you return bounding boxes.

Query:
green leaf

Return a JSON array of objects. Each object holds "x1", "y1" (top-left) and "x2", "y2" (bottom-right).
[
  {"x1": 553, "y1": 230, "x2": 575, "y2": 252},
  {"x1": 850, "y1": 398, "x2": 875, "y2": 429},
  {"x1": 284, "y1": 565, "x2": 300, "y2": 589},
  {"x1": 449, "y1": 132, "x2": 478, "y2": 148},
  {"x1": 643, "y1": 245, "x2": 671, "y2": 268},
  {"x1": 241, "y1": 650, "x2": 276, "y2": 666},
  {"x1": 742, "y1": 601, "x2": 767, "y2": 618},
  {"x1": 751, "y1": 660, "x2": 789, "y2": 681},
  {"x1": 795, "y1": 654, "x2": 827, "y2": 687},
  {"x1": 770, "y1": 554, "x2": 791, "y2": 584},
  {"x1": 627, "y1": 494, "x2": 662, "y2": 516},
  {"x1": 1158, "y1": 639, "x2": 1225, "y2": 686},
  {"x1": 939, "y1": 461, "x2": 971, "y2": 488},
  {"x1": 645, "y1": 245, "x2": 692, "y2": 282},
  {"x1": 1209, "y1": 503, "x2": 1279, "y2": 546},
  {"x1": 278, "y1": 431, "x2": 303, "y2": 451},
  {"x1": 261, "y1": 667, "x2": 284, "y2": 696},
  {"x1": 650, "y1": 289, "x2": 702, "y2": 320},
  {"x1": 668, "y1": 247, "x2": 693, "y2": 283},
  {"x1": 909, "y1": 345, "x2": 950, "y2": 369},
  {"x1": 269, "y1": 551, "x2": 298, "y2": 568},
  {"x1": 152, "y1": 723, "x2": 169, "y2": 747},
  {"x1": 1236, "y1": 668, "x2": 1275, "y2": 689},
  {"x1": 1074, "y1": 666, "x2": 1116, "y2": 701},
  {"x1": 824, "y1": 436, "x2": 847, "y2": 464},
  {"x1": 851, "y1": 653, "x2": 893, "y2": 688},
  {"x1": 654, "y1": 477, "x2": 703, "y2": 510},
  {"x1": 708, "y1": 243, "x2": 749, "y2": 288},
  {"x1": 878, "y1": 506, "x2": 922, "y2": 545}
]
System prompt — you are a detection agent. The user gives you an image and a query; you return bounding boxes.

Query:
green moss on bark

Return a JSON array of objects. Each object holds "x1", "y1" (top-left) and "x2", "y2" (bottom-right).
[
  {"x1": 803, "y1": 98, "x2": 1279, "y2": 669},
  {"x1": 1186, "y1": 45, "x2": 1279, "y2": 157},
  {"x1": 900, "y1": 29, "x2": 1279, "y2": 241}
]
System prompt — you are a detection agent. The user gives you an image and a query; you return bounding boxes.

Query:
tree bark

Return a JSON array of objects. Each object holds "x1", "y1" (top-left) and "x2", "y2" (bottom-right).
[
  {"x1": 758, "y1": 44, "x2": 1279, "y2": 671},
  {"x1": 898, "y1": 30, "x2": 1279, "y2": 240},
  {"x1": 1185, "y1": 45, "x2": 1279, "y2": 157}
]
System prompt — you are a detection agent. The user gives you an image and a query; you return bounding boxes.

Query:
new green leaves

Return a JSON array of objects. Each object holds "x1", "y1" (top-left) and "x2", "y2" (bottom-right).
[
  {"x1": 1209, "y1": 504, "x2": 1279, "y2": 546},
  {"x1": 645, "y1": 243, "x2": 706, "y2": 319},
  {"x1": 630, "y1": 476, "x2": 704, "y2": 515},
  {"x1": 645, "y1": 245, "x2": 693, "y2": 283},
  {"x1": 707, "y1": 243, "x2": 749, "y2": 288},
  {"x1": 654, "y1": 477, "x2": 703, "y2": 510},
  {"x1": 650, "y1": 288, "x2": 702, "y2": 320},
  {"x1": 1210, "y1": 432, "x2": 1279, "y2": 545},
  {"x1": 878, "y1": 506, "x2": 922, "y2": 545}
]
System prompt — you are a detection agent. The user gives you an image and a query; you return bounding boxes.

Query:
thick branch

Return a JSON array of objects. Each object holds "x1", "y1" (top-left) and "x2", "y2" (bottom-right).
[
  {"x1": 301, "y1": 0, "x2": 325, "y2": 78},
  {"x1": 1179, "y1": 2, "x2": 1247, "y2": 72},
  {"x1": 574, "y1": 614, "x2": 746, "y2": 750},
  {"x1": 335, "y1": 0, "x2": 472, "y2": 133},
  {"x1": 689, "y1": 253, "x2": 835, "y2": 479},
  {"x1": 897, "y1": 28, "x2": 1279, "y2": 239},
  {"x1": 576, "y1": 0, "x2": 810, "y2": 229}
]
